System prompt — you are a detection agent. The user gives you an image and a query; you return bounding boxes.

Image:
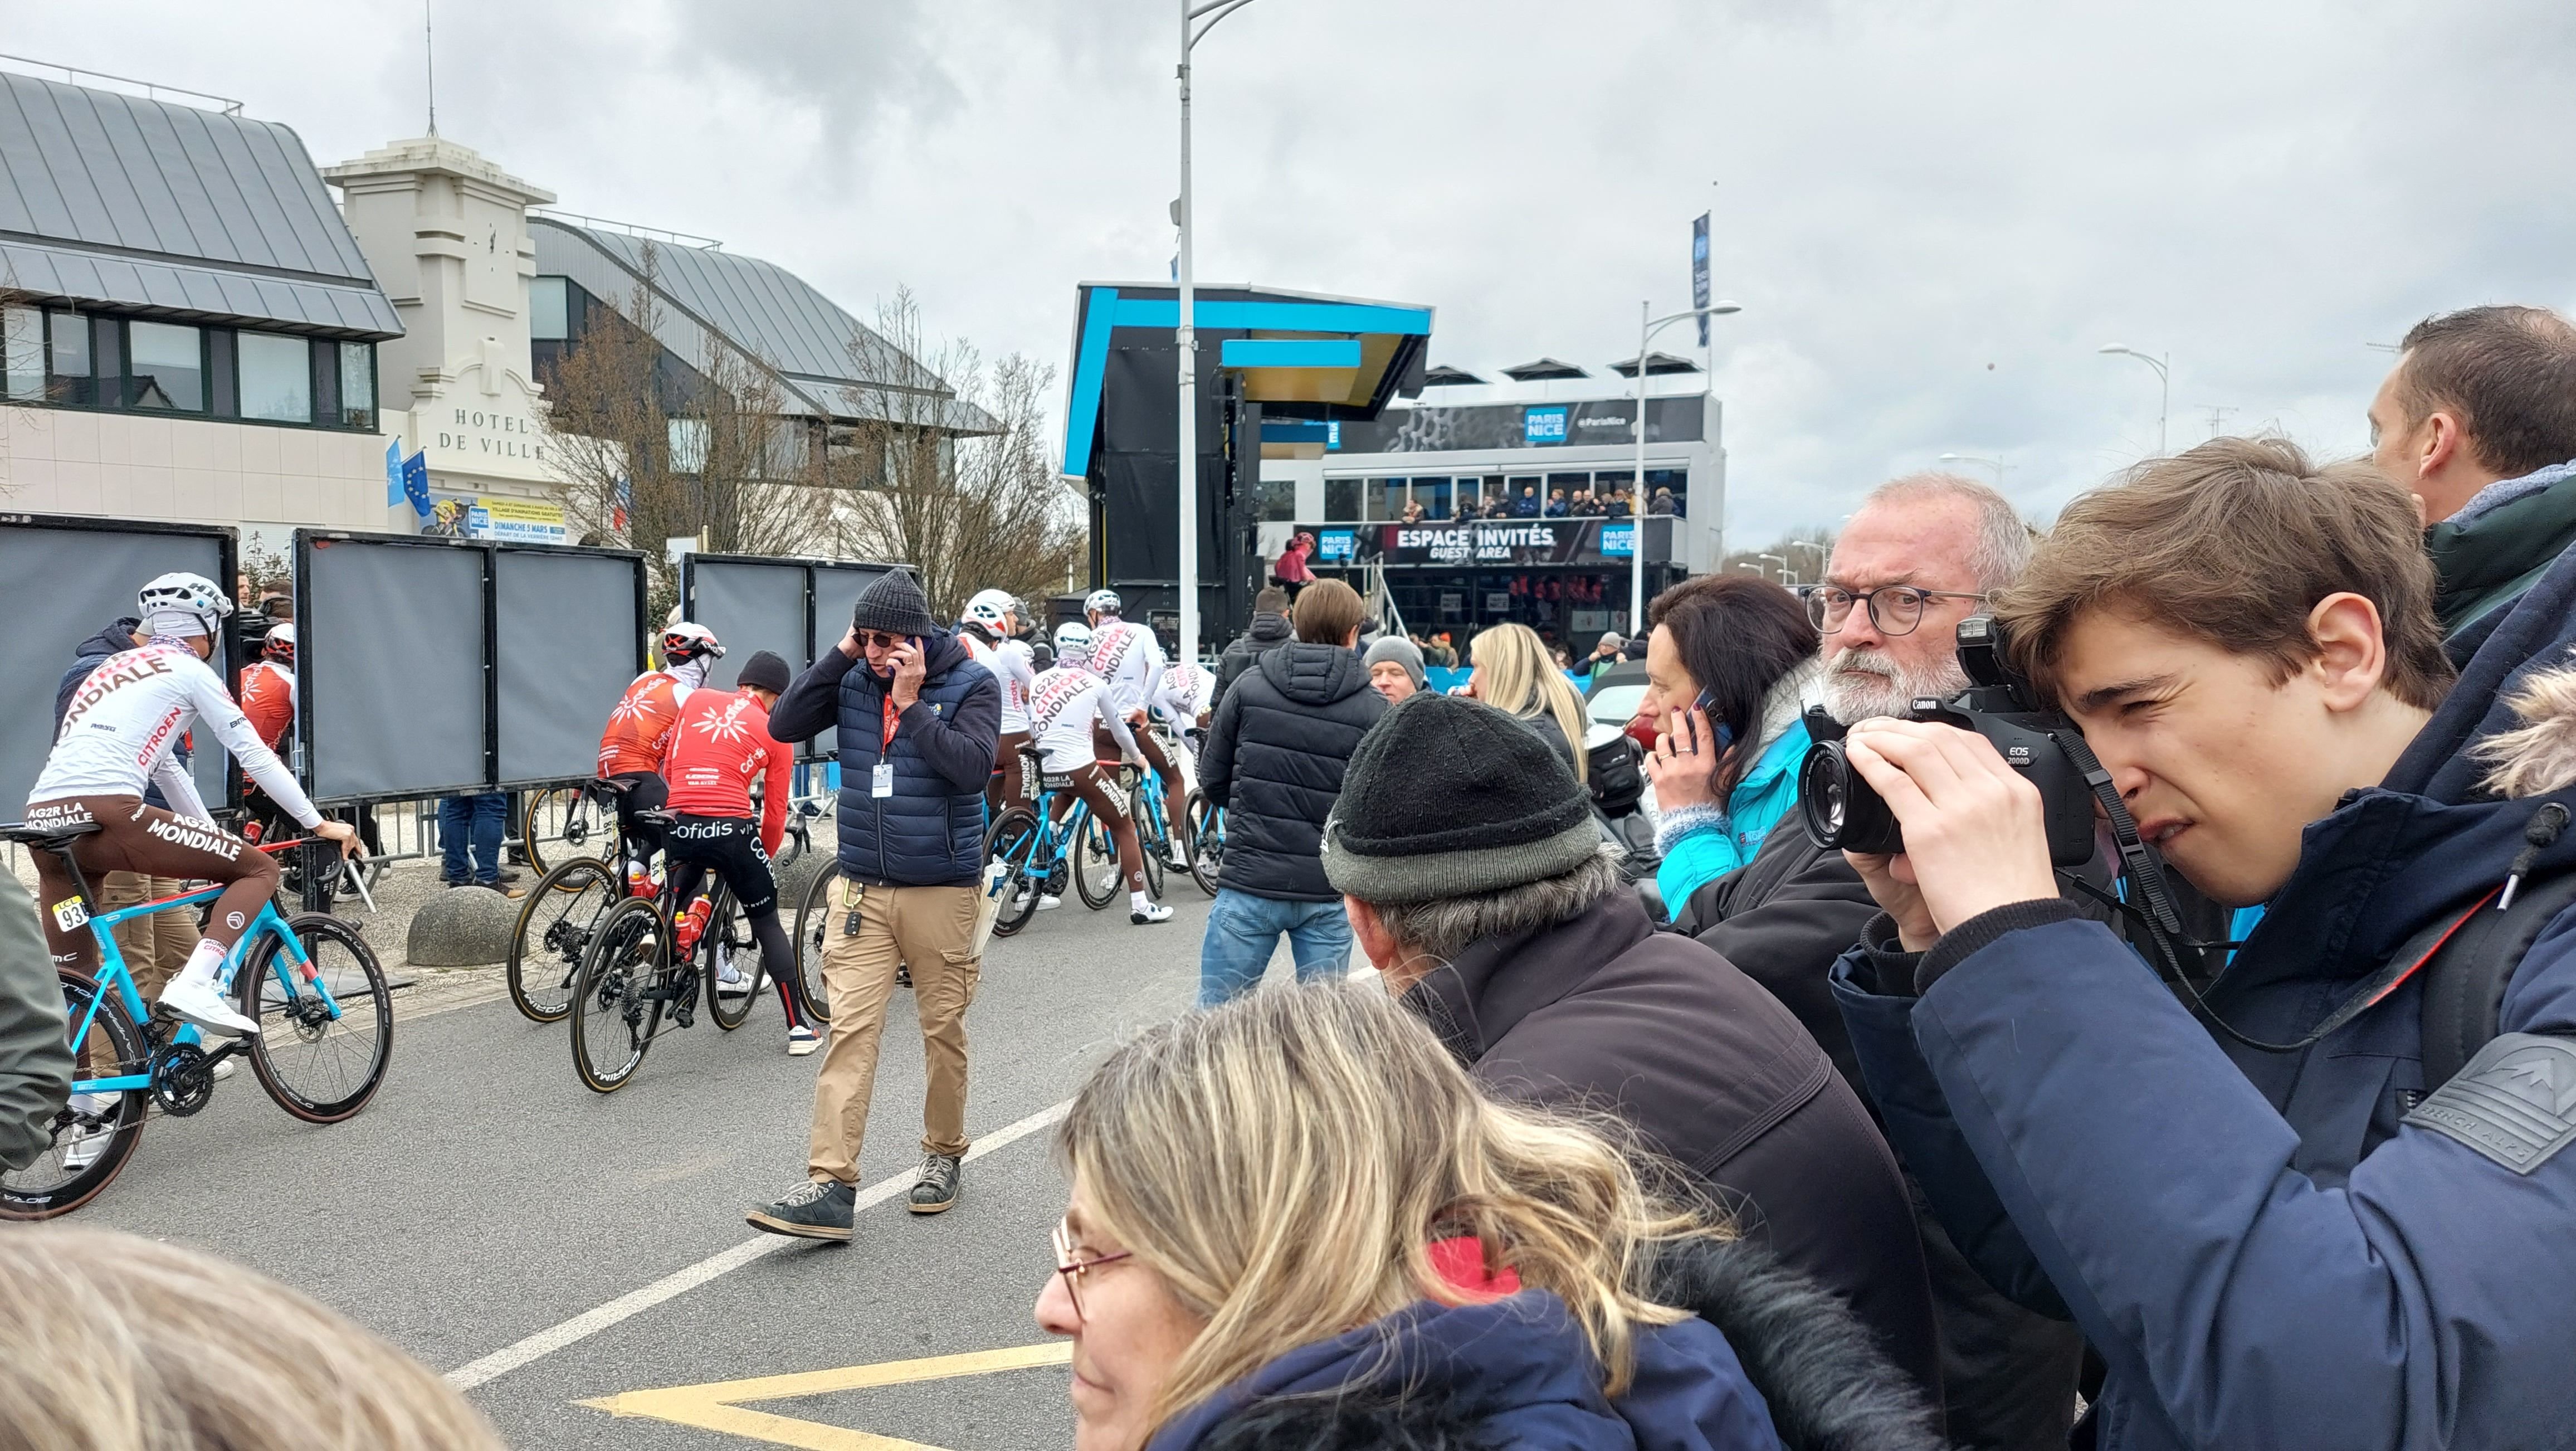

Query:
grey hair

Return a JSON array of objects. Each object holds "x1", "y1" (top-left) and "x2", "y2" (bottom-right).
[
  {"x1": 1364, "y1": 849, "x2": 1625, "y2": 966},
  {"x1": 1859, "y1": 472, "x2": 2033, "y2": 592}
]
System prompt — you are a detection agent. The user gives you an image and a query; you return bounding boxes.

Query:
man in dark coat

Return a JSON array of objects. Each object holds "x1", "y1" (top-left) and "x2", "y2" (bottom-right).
[
  {"x1": 1328, "y1": 692, "x2": 1943, "y2": 1411},
  {"x1": 1214, "y1": 586, "x2": 1294, "y2": 708},
  {"x1": 749, "y1": 569, "x2": 1000, "y2": 1240},
  {"x1": 1197, "y1": 579, "x2": 1387, "y2": 1005}
]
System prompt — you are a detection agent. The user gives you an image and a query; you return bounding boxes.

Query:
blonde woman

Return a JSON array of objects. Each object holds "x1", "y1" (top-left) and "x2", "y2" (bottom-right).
[
  {"x1": 1467, "y1": 621, "x2": 1590, "y2": 781},
  {"x1": 1035, "y1": 983, "x2": 1936, "y2": 1451},
  {"x1": 0, "y1": 1226, "x2": 506, "y2": 1449}
]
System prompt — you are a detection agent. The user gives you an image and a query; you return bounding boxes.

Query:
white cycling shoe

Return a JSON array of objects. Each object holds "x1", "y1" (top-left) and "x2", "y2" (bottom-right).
[
  {"x1": 1035, "y1": 894, "x2": 1062, "y2": 912},
  {"x1": 715, "y1": 951, "x2": 752, "y2": 997},
  {"x1": 1131, "y1": 902, "x2": 1175, "y2": 925},
  {"x1": 60, "y1": 1092, "x2": 120, "y2": 1172},
  {"x1": 159, "y1": 966, "x2": 259, "y2": 1038}
]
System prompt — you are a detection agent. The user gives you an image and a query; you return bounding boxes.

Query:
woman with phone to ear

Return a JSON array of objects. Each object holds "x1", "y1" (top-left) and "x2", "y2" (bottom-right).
[{"x1": 1639, "y1": 574, "x2": 1823, "y2": 918}]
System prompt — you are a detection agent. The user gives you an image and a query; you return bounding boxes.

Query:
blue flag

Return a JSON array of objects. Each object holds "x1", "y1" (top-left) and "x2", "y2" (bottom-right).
[
  {"x1": 386, "y1": 437, "x2": 404, "y2": 507},
  {"x1": 402, "y1": 450, "x2": 431, "y2": 518},
  {"x1": 1692, "y1": 213, "x2": 1711, "y2": 347}
]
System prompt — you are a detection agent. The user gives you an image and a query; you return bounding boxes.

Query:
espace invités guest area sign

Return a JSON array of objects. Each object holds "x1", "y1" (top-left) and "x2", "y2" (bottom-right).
[{"x1": 1378, "y1": 519, "x2": 1637, "y2": 566}]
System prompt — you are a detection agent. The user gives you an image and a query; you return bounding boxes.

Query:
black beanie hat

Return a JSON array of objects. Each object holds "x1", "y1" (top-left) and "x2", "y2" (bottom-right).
[
  {"x1": 851, "y1": 570, "x2": 938, "y2": 637},
  {"x1": 1323, "y1": 693, "x2": 1599, "y2": 904},
  {"x1": 738, "y1": 650, "x2": 792, "y2": 694}
]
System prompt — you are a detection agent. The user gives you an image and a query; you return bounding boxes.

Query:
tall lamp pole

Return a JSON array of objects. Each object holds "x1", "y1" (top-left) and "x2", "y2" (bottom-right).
[
  {"x1": 1631, "y1": 299, "x2": 1741, "y2": 635},
  {"x1": 2097, "y1": 345, "x2": 2170, "y2": 456},
  {"x1": 1177, "y1": 0, "x2": 1262, "y2": 665}
]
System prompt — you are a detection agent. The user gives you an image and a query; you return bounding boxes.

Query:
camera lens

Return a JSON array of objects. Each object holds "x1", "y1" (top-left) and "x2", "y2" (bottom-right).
[{"x1": 1797, "y1": 739, "x2": 1904, "y2": 855}]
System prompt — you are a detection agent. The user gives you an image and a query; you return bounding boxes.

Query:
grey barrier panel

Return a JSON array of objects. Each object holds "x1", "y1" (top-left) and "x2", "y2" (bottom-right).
[
  {"x1": 683, "y1": 557, "x2": 808, "y2": 693},
  {"x1": 0, "y1": 516, "x2": 233, "y2": 817},
  {"x1": 302, "y1": 537, "x2": 487, "y2": 800},
  {"x1": 496, "y1": 549, "x2": 645, "y2": 786}
]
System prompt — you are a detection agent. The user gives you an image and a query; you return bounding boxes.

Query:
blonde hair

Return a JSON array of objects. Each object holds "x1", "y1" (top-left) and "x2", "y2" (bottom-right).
[
  {"x1": 1060, "y1": 982, "x2": 1723, "y2": 1434},
  {"x1": 1469, "y1": 624, "x2": 1589, "y2": 781},
  {"x1": 0, "y1": 1226, "x2": 506, "y2": 1450}
]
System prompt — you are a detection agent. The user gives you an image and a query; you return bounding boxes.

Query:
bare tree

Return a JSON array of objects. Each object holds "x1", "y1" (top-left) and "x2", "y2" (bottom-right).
[{"x1": 826, "y1": 288, "x2": 1084, "y2": 616}]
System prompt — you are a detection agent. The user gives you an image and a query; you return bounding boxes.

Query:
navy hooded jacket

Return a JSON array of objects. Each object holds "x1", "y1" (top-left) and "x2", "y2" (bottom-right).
[
  {"x1": 767, "y1": 628, "x2": 999, "y2": 888},
  {"x1": 56, "y1": 618, "x2": 184, "y2": 811},
  {"x1": 1828, "y1": 543, "x2": 2576, "y2": 1449}
]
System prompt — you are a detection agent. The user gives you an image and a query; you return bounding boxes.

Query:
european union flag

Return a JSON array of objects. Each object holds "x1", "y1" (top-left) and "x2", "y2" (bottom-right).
[
  {"x1": 402, "y1": 450, "x2": 431, "y2": 518},
  {"x1": 386, "y1": 437, "x2": 404, "y2": 507}
]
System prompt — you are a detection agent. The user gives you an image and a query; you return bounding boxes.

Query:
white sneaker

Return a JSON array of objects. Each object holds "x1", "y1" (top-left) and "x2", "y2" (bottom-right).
[
  {"x1": 210, "y1": 1058, "x2": 237, "y2": 1082},
  {"x1": 786, "y1": 1025, "x2": 821, "y2": 1056},
  {"x1": 716, "y1": 952, "x2": 752, "y2": 997},
  {"x1": 1035, "y1": 894, "x2": 1062, "y2": 912},
  {"x1": 160, "y1": 971, "x2": 260, "y2": 1037},
  {"x1": 1131, "y1": 902, "x2": 1174, "y2": 925},
  {"x1": 60, "y1": 1092, "x2": 119, "y2": 1172}
]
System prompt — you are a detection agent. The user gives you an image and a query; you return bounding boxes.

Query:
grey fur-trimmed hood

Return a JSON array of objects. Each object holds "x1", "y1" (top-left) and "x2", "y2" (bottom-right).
[{"x1": 2473, "y1": 659, "x2": 2576, "y2": 800}]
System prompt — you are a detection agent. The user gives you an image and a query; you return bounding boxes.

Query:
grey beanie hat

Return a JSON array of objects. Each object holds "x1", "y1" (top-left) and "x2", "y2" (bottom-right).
[
  {"x1": 1362, "y1": 634, "x2": 1427, "y2": 689},
  {"x1": 1322, "y1": 693, "x2": 1601, "y2": 904},
  {"x1": 851, "y1": 569, "x2": 938, "y2": 637}
]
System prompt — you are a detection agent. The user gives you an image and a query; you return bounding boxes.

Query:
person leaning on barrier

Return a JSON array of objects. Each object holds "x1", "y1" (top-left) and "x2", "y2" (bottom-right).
[
  {"x1": 1036, "y1": 982, "x2": 1940, "y2": 1451},
  {"x1": 1326, "y1": 692, "x2": 1945, "y2": 1410},
  {"x1": 1828, "y1": 437, "x2": 2576, "y2": 1449},
  {"x1": 2368, "y1": 304, "x2": 2576, "y2": 651}
]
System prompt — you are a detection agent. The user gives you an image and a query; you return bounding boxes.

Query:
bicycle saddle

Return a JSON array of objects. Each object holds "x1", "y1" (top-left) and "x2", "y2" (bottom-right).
[{"x1": 1, "y1": 819, "x2": 106, "y2": 851}]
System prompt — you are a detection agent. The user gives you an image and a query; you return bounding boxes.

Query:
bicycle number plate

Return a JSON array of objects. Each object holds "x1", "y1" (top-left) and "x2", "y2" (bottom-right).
[{"x1": 52, "y1": 897, "x2": 89, "y2": 932}]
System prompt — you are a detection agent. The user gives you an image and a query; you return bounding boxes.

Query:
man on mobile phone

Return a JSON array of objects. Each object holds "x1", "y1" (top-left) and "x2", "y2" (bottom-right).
[{"x1": 748, "y1": 571, "x2": 999, "y2": 1241}]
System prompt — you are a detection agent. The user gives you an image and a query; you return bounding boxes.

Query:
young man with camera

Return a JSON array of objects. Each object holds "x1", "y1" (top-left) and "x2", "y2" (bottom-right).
[{"x1": 1829, "y1": 437, "x2": 2576, "y2": 1450}]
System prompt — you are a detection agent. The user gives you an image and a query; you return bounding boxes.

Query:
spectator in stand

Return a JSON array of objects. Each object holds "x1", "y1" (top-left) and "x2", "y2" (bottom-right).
[
  {"x1": 1196, "y1": 579, "x2": 1387, "y2": 1006},
  {"x1": 1607, "y1": 486, "x2": 1636, "y2": 519},
  {"x1": 1272, "y1": 533, "x2": 1316, "y2": 598},
  {"x1": 1466, "y1": 622, "x2": 1588, "y2": 782},
  {"x1": 2368, "y1": 304, "x2": 2576, "y2": 649},
  {"x1": 1327, "y1": 695, "x2": 1944, "y2": 1406},
  {"x1": 1651, "y1": 486, "x2": 1680, "y2": 517},
  {"x1": 1398, "y1": 497, "x2": 1426, "y2": 524},
  {"x1": 1582, "y1": 631, "x2": 1626, "y2": 686},
  {"x1": 1037, "y1": 982, "x2": 1940, "y2": 1451},
  {"x1": 1545, "y1": 486, "x2": 1570, "y2": 517},
  {"x1": 1215, "y1": 586, "x2": 1294, "y2": 709},
  {"x1": 1551, "y1": 643, "x2": 1575, "y2": 669},
  {"x1": 1513, "y1": 484, "x2": 1542, "y2": 517},
  {"x1": 0, "y1": 1227, "x2": 506, "y2": 1450},
  {"x1": 54, "y1": 616, "x2": 203, "y2": 1002},
  {"x1": 1636, "y1": 574, "x2": 1822, "y2": 918},
  {"x1": 1364, "y1": 635, "x2": 1424, "y2": 704},
  {"x1": 1428, "y1": 631, "x2": 1457, "y2": 667}
]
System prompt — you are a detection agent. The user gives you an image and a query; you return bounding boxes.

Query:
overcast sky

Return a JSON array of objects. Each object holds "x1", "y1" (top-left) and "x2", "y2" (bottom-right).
[{"x1": 18, "y1": 1, "x2": 2574, "y2": 545}]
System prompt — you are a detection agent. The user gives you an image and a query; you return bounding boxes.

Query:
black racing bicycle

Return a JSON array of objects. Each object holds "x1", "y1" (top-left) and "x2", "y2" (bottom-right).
[{"x1": 565, "y1": 811, "x2": 760, "y2": 1092}]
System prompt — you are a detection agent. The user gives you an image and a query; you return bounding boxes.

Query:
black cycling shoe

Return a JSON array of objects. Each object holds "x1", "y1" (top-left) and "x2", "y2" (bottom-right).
[
  {"x1": 908, "y1": 1153, "x2": 962, "y2": 1214},
  {"x1": 895, "y1": 962, "x2": 912, "y2": 990},
  {"x1": 747, "y1": 1179, "x2": 856, "y2": 1240}
]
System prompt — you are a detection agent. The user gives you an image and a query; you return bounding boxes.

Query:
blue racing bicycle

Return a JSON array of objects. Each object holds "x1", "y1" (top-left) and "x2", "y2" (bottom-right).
[
  {"x1": 1, "y1": 820, "x2": 392, "y2": 1219},
  {"x1": 984, "y1": 751, "x2": 1133, "y2": 936}
]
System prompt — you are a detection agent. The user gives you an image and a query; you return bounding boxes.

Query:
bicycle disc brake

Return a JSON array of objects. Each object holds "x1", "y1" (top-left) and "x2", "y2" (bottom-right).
[{"x1": 150, "y1": 1043, "x2": 216, "y2": 1117}]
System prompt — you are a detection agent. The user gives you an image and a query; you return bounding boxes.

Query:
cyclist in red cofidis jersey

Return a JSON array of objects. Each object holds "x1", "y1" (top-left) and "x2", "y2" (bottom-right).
[{"x1": 597, "y1": 621, "x2": 724, "y2": 895}]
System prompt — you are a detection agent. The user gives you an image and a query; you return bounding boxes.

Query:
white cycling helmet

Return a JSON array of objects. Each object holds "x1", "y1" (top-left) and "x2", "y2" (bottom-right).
[
  {"x1": 137, "y1": 571, "x2": 233, "y2": 639},
  {"x1": 660, "y1": 620, "x2": 725, "y2": 664},
  {"x1": 1083, "y1": 588, "x2": 1123, "y2": 617},
  {"x1": 962, "y1": 589, "x2": 1017, "y2": 629},
  {"x1": 264, "y1": 620, "x2": 296, "y2": 665},
  {"x1": 1053, "y1": 620, "x2": 1094, "y2": 667}
]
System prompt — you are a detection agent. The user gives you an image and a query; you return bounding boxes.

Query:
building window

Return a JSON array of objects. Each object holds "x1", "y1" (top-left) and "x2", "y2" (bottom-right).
[
  {"x1": 339, "y1": 342, "x2": 375, "y2": 430},
  {"x1": 237, "y1": 332, "x2": 312, "y2": 423},
  {"x1": 1255, "y1": 474, "x2": 1296, "y2": 522},
  {"x1": 1323, "y1": 476, "x2": 1360, "y2": 522},
  {"x1": 529, "y1": 276, "x2": 568, "y2": 341},
  {"x1": 128, "y1": 321, "x2": 204, "y2": 411},
  {"x1": 2, "y1": 305, "x2": 38, "y2": 401},
  {"x1": 1367, "y1": 478, "x2": 1405, "y2": 521},
  {"x1": 47, "y1": 309, "x2": 90, "y2": 405},
  {"x1": 669, "y1": 417, "x2": 709, "y2": 474}
]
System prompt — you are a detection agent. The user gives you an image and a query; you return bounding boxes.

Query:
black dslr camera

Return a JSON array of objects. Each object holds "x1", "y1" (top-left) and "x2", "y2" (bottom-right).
[{"x1": 1797, "y1": 616, "x2": 2098, "y2": 866}]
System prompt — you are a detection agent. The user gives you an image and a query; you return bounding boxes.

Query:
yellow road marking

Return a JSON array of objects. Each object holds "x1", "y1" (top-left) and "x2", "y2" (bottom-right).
[{"x1": 579, "y1": 1341, "x2": 1073, "y2": 1450}]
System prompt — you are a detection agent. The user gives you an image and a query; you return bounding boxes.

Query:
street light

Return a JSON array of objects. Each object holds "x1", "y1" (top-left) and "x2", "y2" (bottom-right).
[
  {"x1": 1758, "y1": 553, "x2": 1790, "y2": 585},
  {"x1": 2097, "y1": 344, "x2": 2170, "y2": 456},
  {"x1": 1939, "y1": 451, "x2": 2007, "y2": 487},
  {"x1": 1176, "y1": 0, "x2": 1263, "y2": 664},
  {"x1": 1785, "y1": 539, "x2": 1827, "y2": 577},
  {"x1": 1630, "y1": 298, "x2": 1743, "y2": 635}
]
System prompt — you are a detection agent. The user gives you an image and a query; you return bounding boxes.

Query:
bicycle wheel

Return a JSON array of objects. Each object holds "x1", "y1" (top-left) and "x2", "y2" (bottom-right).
[
  {"x1": 986, "y1": 807, "x2": 1044, "y2": 938},
  {"x1": 1, "y1": 971, "x2": 149, "y2": 1220},
  {"x1": 570, "y1": 898, "x2": 669, "y2": 1093},
  {"x1": 1187, "y1": 793, "x2": 1224, "y2": 897},
  {"x1": 507, "y1": 856, "x2": 616, "y2": 1023},
  {"x1": 704, "y1": 888, "x2": 762, "y2": 1032},
  {"x1": 520, "y1": 785, "x2": 588, "y2": 877},
  {"x1": 237, "y1": 914, "x2": 393, "y2": 1123},
  {"x1": 1131, "y1": 783, "x2": 1168, "y2": 899},
  {"x1": 1072, "y1": 810, "x2": 1122, "y2": 910},
  {"x1": 790, "y1": 862, "x2": 836, "y2": 1025}
]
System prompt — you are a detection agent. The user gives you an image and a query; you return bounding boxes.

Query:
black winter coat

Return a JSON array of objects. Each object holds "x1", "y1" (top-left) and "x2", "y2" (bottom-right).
[
  {"x1": 1213, "y1": 612, "x2": 1292, "y2": 709},
  {"x1": 1199, "y1": 641, "x2": 1387, "y2": 902},
  {"x1": 1403, "y1": 891, "x2": 1943, "y2": 1408}
]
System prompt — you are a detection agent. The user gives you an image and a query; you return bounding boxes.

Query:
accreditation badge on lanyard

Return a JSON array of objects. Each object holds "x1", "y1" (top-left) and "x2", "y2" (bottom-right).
[{"x1": 875, "y1": 696, "x2": 899, "y2": 798}]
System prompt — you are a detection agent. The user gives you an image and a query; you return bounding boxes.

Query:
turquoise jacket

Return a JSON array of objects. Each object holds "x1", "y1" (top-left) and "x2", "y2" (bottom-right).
[{"x1": 1654, "y1": 714, "x2": 1811, "y2": 917}]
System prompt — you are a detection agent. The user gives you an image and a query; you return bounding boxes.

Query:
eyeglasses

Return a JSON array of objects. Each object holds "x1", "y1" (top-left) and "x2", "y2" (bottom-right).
[
  {"x1": 858, "y1": 631, "x2": 908, "y2": 651},
  {"x1": 1051, "y1": 1219, "x2": 1133, "y2": 1323},
  {"x1": 1805, "y1": 585, "x2": 1987, "y2": 637}
]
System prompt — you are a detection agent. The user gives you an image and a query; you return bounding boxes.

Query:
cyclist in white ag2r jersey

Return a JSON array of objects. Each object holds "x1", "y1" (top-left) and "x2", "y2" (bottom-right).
[
  {"x1": 1081, "y1": 590, "x2": 1191, "y2": 871},
  {"x1": 22, "y1": 573, "x2": 360, "y2": 1036},
  {"x1": 957, "y1": 588, "x2": 1038, "y2": 818},
  {"x1": 1029, "y1": 621, "x2": 1171, "y2": 926}
]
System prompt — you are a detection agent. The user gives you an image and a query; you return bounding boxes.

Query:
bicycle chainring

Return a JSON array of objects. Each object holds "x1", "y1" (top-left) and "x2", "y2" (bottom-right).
[{"x1": 150, "y1": 1043, "x2": 217, "y2": 1117}]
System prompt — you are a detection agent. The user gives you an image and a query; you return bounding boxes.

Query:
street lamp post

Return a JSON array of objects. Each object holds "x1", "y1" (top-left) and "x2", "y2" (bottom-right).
[
  {"x1": 1938, "y1": 451, "x2": 2007, "y2": 488},
  {"x1": 2097, "y1": 345, "x2": 2170, "y2": 456},
  {"x1": 1631, "y1": 299, "x2": 1741, "y2": 635},
  {"x1": 1785, "y1": 539, "x2": 1827, "y2": 579},
  {"x1": 1177, "y1": 0, "x2": 1262, "y2": 665},
  {"x1": 1757, "y1": 553, "x2": 1790, "y2": 584}
]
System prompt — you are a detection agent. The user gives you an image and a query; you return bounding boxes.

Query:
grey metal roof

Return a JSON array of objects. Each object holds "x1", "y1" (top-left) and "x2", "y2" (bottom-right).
[
  {"x1": 531, "y1": 217, "x2": 992, "y2": 433},
  {"x1": 0, "y1": 72, "x2": 399, "y2": 338}
]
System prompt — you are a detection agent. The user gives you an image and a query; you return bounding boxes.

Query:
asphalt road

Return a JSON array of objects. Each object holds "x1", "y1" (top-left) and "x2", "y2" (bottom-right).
[{"x1": 68, "y1": 879, "x2": 1235, "y2": 1450}]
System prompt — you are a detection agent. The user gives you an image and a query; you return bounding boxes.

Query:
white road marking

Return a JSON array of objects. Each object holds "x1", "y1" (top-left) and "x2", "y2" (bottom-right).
[{"x1": 444, "y1": 1096, "x2": 1074, "y2": 1392}]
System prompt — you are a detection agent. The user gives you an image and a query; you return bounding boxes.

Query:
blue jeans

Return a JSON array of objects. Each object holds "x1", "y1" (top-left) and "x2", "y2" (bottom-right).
[
  {"x1": 440, "y1": 793, "x2": 508, "y2": 885},
  {"x1": 1198, "y1": 889, "x2": 1352, "y2": 1007}
]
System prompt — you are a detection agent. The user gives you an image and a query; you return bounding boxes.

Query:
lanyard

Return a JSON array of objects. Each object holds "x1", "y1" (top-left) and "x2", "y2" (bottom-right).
[{"x1": 881, "y1": 695, "x2": 900, "y2": 751}]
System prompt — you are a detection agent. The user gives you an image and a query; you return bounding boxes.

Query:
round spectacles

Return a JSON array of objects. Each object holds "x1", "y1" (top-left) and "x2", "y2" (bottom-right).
[
  {"x1": 1051, "y1": 1219, "x2": 1134, "y2": 1323},
  {"x1": 1805, "y1": 585, "x2": 1987, "y2": 637}
]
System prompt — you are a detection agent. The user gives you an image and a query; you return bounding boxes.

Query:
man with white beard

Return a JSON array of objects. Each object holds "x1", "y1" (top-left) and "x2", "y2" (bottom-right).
[{"x1": 1668, "y1": 473, "x2": 2086, "y2": 1451}]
